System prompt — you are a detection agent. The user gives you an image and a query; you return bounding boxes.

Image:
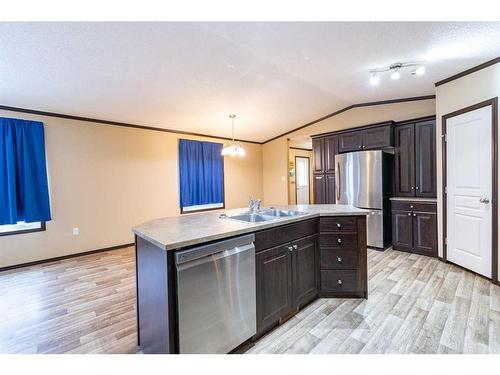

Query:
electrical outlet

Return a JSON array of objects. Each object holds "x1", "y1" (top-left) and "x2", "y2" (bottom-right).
[{"x1": 72, "y1": 227, "x2": 79, "y2": 236}]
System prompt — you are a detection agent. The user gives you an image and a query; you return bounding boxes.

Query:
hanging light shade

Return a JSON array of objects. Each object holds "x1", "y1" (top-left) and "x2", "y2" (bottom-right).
[{"x1": 221, "y1": 114, "x2": 245, "y2": 157}]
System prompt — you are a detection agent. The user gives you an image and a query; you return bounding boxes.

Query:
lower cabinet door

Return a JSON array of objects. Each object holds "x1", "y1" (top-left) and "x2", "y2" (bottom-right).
[
  {"x1": 325, "y1": 174, "x2": 336, "y2": 204},
  {"x1": 412, "y1": 212, "x2": 438, "y2": 256},
  {"x1": 313, "y1": 175, "x2": 326, "y2": 203},
  {"x1": 255, "y1": 244, "x2": 294, "y2": 337},
  {"x1": 292, "y1": 235, "x2": 318, "y2": 308},
  {"x1": 392, "y1": 210, "x2": 413, "y2": 252}
]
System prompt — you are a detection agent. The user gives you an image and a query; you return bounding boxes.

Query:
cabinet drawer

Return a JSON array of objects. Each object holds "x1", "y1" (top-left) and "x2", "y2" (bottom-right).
[
  {"x1": 320, "y1": 248, "x2": 357, "y2": 270},
  {"x1": 255, "y1": 219, "x2": 318, "y2": 252},
  {"x1": 321, "y1": 270, "x2": 358, "y2": 292},
  {"x1": 319, "y1": 233, "x2": 357, "y2": 249},
  {"x1": 319, "y1": 217, "x2": 357, "y2": 233},
  {"x1": 391, "y1": 201, "x2": 437, "y2": 213}
]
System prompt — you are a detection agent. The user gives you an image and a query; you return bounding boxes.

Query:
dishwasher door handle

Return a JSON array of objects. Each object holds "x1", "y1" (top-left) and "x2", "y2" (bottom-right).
[
  {"x1": 176, "y1": 242, "x2": 255, "y2": 271},
  {"x1": 175, "y1": 233, "x2": 255, "y2": 265}
]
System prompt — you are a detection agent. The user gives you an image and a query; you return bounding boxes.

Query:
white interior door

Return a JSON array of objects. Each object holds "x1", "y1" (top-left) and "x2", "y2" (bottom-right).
[
  {"x1": 296, "y1": 157, "x2": 310, "y2": 204},
  {"x1": 446, "y1": 105, "x2": 492, "y2": 278}
]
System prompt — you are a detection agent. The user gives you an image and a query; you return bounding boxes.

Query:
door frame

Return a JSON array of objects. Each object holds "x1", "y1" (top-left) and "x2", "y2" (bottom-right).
[
  {"x1": 441, "y1": 97, "x2": 498, "y2": 282},
  {"x1": 294, "y1": 156, "x2": 311, "y2": 205}
]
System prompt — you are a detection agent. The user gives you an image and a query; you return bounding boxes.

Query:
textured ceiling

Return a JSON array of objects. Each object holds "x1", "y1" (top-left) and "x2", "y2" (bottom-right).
[{"x1": 0, "y1": 22, "x2": 499, "y2": 142}]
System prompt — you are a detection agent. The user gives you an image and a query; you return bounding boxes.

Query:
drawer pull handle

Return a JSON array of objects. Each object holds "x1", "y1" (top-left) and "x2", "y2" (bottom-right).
[
  {"x1": 292, "y1": 244, "x2": 298, "y2": 250},
  {"x1": 337, "y1": 256, "x2": 342, "y2": 263},
  {"x1": 337, "y1": 279, "x2": 343, "y2": 285},
  {"x1": 336, "y1": 223, "x2": 341, "y2": 228},
  {"x1": 337, "y1": 238, "x2": 342, "y2": 244},
  {"x1": 407, "y1": 213, "x2": 411, "y2": 216},
  {"x1": 410, "y1": 205, "x2": 414, "y2": 209},
  {"x1": 413, "y1": 213, "x2": 417, "y2": 217},
  {"x1": 287, "y1": 246, "x2": 293, "y2": 252}
]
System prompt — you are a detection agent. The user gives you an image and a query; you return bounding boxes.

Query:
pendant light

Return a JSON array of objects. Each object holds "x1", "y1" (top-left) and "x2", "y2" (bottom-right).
[{"x1": 221, "y1": 114, "x2": 245, "y2": 157}]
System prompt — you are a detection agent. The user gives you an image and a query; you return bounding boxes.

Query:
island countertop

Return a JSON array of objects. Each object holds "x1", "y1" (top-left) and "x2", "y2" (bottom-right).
[{"x1": 132, "y1": 204, "x2": 368, "y2": 251}]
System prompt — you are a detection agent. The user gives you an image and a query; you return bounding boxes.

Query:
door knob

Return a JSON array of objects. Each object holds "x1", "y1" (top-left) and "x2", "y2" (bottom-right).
[
  {"x1": 480, "y1": 198, "x2": 490, "y2": 204},
  {"x1": 292, "y1": 244, "x2": 298, "y2": 250},
  {"x1": 407, "y1": 213, "x2": 411, "y2": 216},
  {"x1": 337, "y1": 279, "x2": 343, "y2": 285},
  {"x1": 337, "y1": 256, "x2": 342, "y2": 263},
  {"x1": 287, "y1": 246, "x2": 293, "y2": 252},
  {"x1": 337, "y1": 238, "x2": 342, "y2": 244}
]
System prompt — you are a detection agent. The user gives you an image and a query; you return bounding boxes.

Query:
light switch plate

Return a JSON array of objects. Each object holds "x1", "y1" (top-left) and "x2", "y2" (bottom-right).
[{"x1": 73, "y1": 227, "x2": 79, "y2": 236}]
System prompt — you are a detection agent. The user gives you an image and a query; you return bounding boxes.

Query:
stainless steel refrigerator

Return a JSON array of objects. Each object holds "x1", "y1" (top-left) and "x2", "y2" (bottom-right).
[{"x1": 335, "y1": 150, "x2": 393, "y2": 249}]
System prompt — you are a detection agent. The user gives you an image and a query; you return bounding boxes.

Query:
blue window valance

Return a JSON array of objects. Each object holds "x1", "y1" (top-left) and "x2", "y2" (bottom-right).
[
  {"x1": 0, "y1": 117, "x2": 52, "y2": 225},
  {"x1": 179, "y1": 139, "x2": 224, "y2": 212}
]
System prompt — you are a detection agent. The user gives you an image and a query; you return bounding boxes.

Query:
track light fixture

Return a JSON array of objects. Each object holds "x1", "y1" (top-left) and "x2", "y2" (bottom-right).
[{"x1": 369, "y1": 62, "x2": 425, "y2": 85}]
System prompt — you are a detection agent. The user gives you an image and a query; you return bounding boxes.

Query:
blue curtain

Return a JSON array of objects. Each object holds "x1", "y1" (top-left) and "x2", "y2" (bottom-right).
[
  {"x1": 179, "y1": 139, "x2": 224, "y2": 209},
  {"x1": 0, "y1": 117, "x2": 52, "y2": 225}
]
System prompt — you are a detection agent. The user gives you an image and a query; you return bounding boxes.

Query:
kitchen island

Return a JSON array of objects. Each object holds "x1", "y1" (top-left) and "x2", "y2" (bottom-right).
[{"x1": 133, "y1": 204, "x2": 369, "y2": 354}]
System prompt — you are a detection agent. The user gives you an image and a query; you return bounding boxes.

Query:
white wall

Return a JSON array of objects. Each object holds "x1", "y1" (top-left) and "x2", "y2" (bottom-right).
[{"x1": 436, "y1": 62, "x2": 500, "y2": 282}]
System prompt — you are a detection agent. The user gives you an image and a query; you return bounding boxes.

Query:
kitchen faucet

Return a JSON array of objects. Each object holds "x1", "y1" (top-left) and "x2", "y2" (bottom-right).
[{"x1": 248, "y1": 197, "x2": 261, "y2": 213}]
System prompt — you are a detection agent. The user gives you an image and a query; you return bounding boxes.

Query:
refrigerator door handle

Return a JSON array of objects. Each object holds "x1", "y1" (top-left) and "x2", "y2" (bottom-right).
[{"x1": 336, "y1": 161, "x2": 341, "y2": 201}]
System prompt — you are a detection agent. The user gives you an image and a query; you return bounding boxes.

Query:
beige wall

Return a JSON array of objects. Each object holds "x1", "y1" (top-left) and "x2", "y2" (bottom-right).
[
  {"x1": 435, "y1": 63, "x2": 500, "y2": 282},
  {"x1": 262, "y1": 137, "x2": 289, "y2": 206},
  {"x1": 288, "y1": 148, "x2": 313, "y2": 205},
  {"x1": 262, "y1": 99, "x2": 436, "y2": 204},
  {"x1": 0, "y1": 110, "x2": 263, "y2": 268}
]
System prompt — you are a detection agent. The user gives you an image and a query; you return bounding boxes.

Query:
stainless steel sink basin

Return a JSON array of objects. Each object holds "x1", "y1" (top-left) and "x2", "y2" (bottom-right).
[
  {"x1": 226, "y1": 208, "x2": 307, "y2": 223},
  {"x1": 258, "y1": 209, "x2": 306, "y2": 217},
  {"x1": 228, "y1": 213, "x2": 275, "y2": 223}
]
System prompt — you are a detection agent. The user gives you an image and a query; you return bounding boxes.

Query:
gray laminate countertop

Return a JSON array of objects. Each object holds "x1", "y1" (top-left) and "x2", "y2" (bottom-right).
[
  {"x1": 132, "y1": 204, "x2": 368, "y2": 251},
  {"x1": 390, "y1": 197, "x2": 438, "y2": 203}
]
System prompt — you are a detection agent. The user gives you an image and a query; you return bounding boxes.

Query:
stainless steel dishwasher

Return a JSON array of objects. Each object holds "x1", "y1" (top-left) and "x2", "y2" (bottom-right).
[{"x1": 175, "y1": 234, "x2": 256, "y2": 354}]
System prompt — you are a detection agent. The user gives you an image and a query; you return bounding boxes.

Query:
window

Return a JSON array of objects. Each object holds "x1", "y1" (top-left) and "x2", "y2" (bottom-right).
[
  {"x1": 179, "y1": 139, "x2": 224, "y2": 213},
  {"x1": 0, "y1": 117, "x2": 52, "y2": 233},
  {"x1": 0, "y1": 221, "x2": 45, "y2": 236}
]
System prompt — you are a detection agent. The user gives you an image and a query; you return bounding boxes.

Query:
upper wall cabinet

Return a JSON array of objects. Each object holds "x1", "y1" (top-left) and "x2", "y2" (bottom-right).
[
  {"x1": 312, "y1": 135, "x2": 338, "y2": 174},
  {"x1": 338, "y1": 123, "x2": 393, "y2": 153},
  {"x1": 394, "y1": 118, "x2": 436, "y2": 198}
]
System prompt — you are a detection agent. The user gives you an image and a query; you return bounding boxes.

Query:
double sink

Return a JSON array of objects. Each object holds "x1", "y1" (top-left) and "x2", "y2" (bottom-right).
[{"x1": 226, "y1": 208, "x2": 307, "y2": 223}]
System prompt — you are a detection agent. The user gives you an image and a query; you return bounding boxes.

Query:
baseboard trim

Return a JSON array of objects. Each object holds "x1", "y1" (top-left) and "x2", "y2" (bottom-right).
[{"x1": 0, "y1": 242, "x2": 134, "y2": 272}]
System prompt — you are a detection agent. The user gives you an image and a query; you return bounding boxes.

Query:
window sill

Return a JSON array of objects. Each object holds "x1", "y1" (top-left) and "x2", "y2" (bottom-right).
[
  {"x1": 180, "y1": 204, "x2": 225, "y2": 215},
  {"x1": 0, "y1": 222, "x2": 46, "y2": 237}
]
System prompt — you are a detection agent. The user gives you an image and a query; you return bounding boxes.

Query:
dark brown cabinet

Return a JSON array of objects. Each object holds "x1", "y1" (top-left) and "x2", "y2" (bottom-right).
[
  {"x1": 338, "y1": 131, "x2": 363, "y2": 153},
  {"x1": 415, "y1": 121, "x2": 437, "y2": 198},
  {"x1": 312, "y1": 137, "x2": 325, "y2": 174},
  {"x1": 338, "y1": 123, "x2": 393, "y2": 153},
  {"x1": 254, "y1": 222, "x2": 319, "y2": 338},
  {"x1": 324, "y1": 135, "x2": 338, "y2": 173},
  {"x1": 312, "y1": 135, "x2": 338, "y2": 174},
  {"x1": 313, "y1": 175, "x2": 326, "y2": 203},
  {"x1": 312, "y1": 135, "x2": 337, "y2": 204},
  {"x1": 395, "y1": 118, "x2": 436, "y2": 198},
  {"x1": 292, "y1": 235, "x2": 319, "y2": 308},
  {"x1": 325, "y1": 174, "x2": 336, "y2": 204},
  {"x1": 255, "y1": 244, "x2": 294, "y2": 336},
  {"x1": 318, "y1": 216, "x2": 367, "y2": 298},
  {"x1": 392, "y1": 210, "x2": 414, "y2": 252},
  {"x1": 313, "y1": 174, "x2": 336, "y2": 204},
  {"x1": 394, "y1": 124, "x2": 415, "y2": 197},
  {"x1": 391, "y1": 200, "x2": 437, "y2": 257},
  {"x1": 413, "y1": 211, "x2": 438, "y2": 256}
]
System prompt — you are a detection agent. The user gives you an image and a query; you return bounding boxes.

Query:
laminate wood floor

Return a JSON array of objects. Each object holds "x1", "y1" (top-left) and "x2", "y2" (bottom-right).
[
  {"x1": 1, "y1": 246, "x2": 499, "y2": 354},
  {"x1": 0, "y1": 247, "x2": 137, "y2": 354},
  {"x1": 247, "y1": 248, "x2": 500, "y2": 354}
]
